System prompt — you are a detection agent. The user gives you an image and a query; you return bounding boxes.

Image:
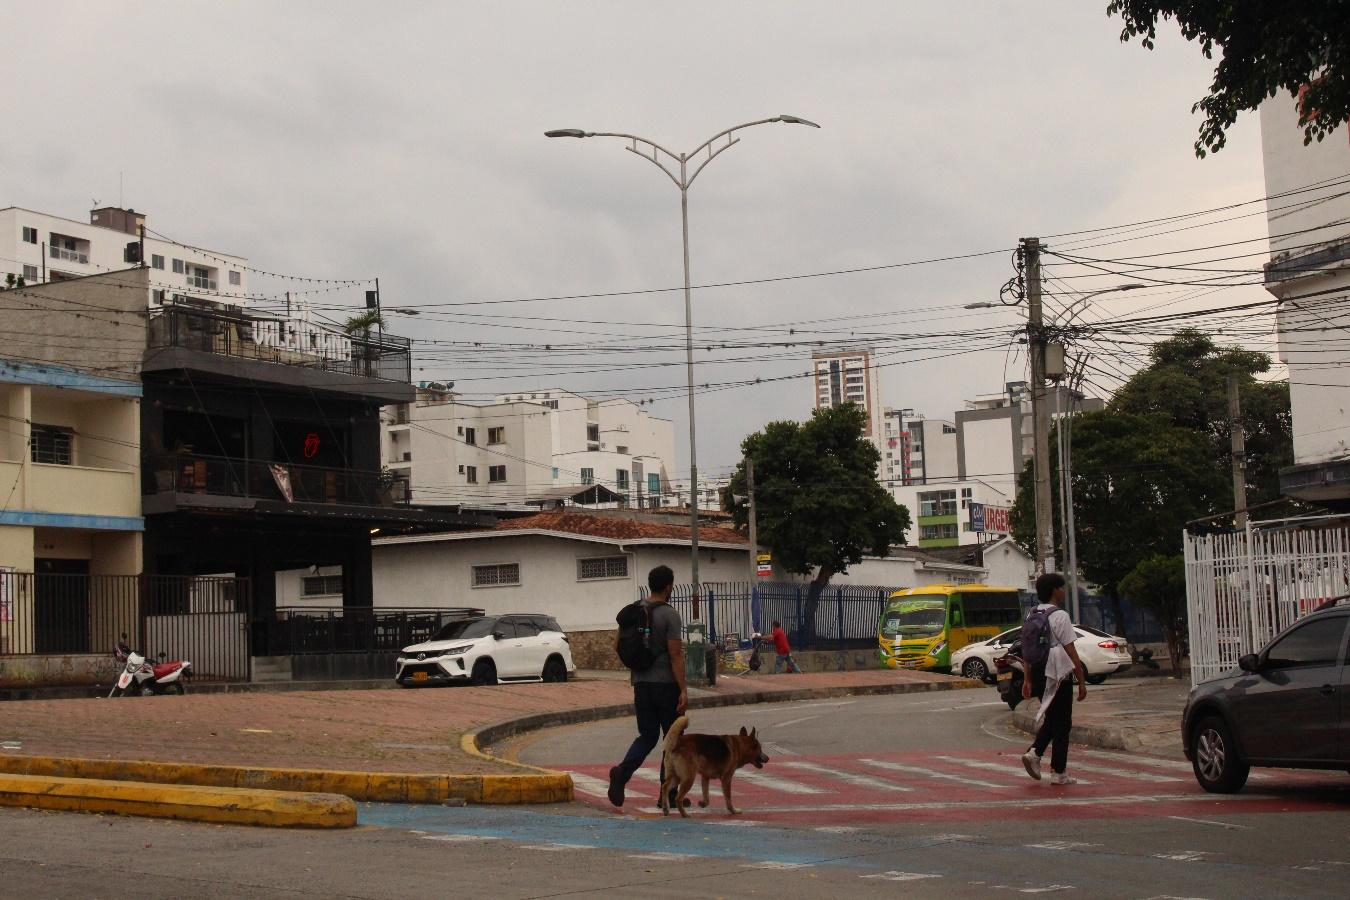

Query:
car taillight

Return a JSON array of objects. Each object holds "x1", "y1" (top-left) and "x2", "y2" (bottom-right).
[{"x1": 1098, "y1": 640, "x2": 1119, "y2": 649}]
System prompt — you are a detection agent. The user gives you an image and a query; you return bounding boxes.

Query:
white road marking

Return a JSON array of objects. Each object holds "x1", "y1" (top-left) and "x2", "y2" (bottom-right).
[
  {"x1": 742, "y1": 861, "x2": 812, "y2": 869},
  {"x1": 815, "y1": 825, "x2": 859, "y2": 833},
  {"x1": 420, "y1": 834, "x2": 499, "y2": 843},
  {"x1": 1026, "y1": 840, "x2": 1099, "y2": 851},
  {"x1": 1167, "y1": 815, "x2": 1251, "y2": 830},
  {"x1": 629, "y1": 852, "x2": 697, "y2": 861},
  {"x1": 937, "y1": 755, "x2": 1093, "y2": 784},
  {"x1": 1071, "y1": 761, "x2": 1182, "y2": 782},
  {"x1": 735, "y1": 769, "x2": 827, "y2": 794},
  {"x1": 707, "y1": 819, "x2": 761, "y2": 826},
  {"x1": 862, "y1": 871, "x2": 942, "y2": 882},
  {"x1": 761, "y1": 741, "x2": 797, "y2": 756},
  {"x1": 780, "y1": 760, "x2": 913, "y2": 792},
  {"x1": 1293, "y1": 860, "x2": 1350, "y2": 872},
  {"x1": 994, "y1": 885, "x2": 1074, "y2": 894},
  {"x1": 652, "y1": 791, "x2": 1271, "y2": 814},
  {"x1": 522, "y1": 843, "x2": 595, "y2": 852},
  {"x1": 1085, "y1": 750, "x2": 1272, "y2": 780},
  {"x1": 567, "y1": 773, "x2": 613, "y2": 798},
  {"x1": 930, "y1": 833, "x2": 975, "y2": 842},
  {"x1": 1153, "y1": 850, "x2": 1209, "y2": 862},
  {"x1": 773, "y1": 715, "x2": 820, "y2": 728},
  {"x1": 741, "y1": 700, "x2": 858, "y2": 714},
  {"x1": 860, "y1": 758, "x2": 1011, "y2": 790}
]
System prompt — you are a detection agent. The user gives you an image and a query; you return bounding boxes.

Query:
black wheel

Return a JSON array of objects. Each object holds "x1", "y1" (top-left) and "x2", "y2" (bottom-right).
[
  {"x1": 1191, "y1": 715, "x2": 1249, "y2": 793},
  {"x1": 962, "y1": 658, "x2": 989, "y2": 682},
  {"x1": 471, "y1": 659, "x2": 497, "y2": 686},
  {"x1": 1085, "y1": 673, "x2": 1108, "y2": 686},
  {"x1": 542, "y1": 657, "x2": 567, "y2": 683},
  {"x1": 168, "y1": 682, "x2": 185, "y2": 696}
]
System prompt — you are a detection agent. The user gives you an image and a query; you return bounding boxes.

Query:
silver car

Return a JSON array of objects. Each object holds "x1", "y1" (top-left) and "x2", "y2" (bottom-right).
[{"x1": 1182, "y1": 604, "x2": 1349, "y2": 792}]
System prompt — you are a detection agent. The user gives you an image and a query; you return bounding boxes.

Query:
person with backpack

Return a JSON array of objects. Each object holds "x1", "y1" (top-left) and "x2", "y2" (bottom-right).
[
  {"x1": 608, "y1": 565, "x2": 688, "y2": 808},
  {"x1": 1020, "y1": 572, "x2": 1088, "y2": 785}
]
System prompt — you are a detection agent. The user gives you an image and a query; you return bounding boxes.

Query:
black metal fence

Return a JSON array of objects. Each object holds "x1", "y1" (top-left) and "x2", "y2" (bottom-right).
[
  {"x1": 0, "y1": 572, "x2": 252, "y2": 681},
  {"x1": 665, "y1": 582, "x2": 903, "y2": 651},
  {"x1": 147, "y1": 451, "x2": 408, "y2": 507},
  {"x1": 265, "y1": 606, "x2": 484, "y2": 656}
]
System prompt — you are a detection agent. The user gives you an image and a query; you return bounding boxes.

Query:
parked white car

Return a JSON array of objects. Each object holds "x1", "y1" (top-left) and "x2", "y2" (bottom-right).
[
  {"x1": 395, "y1": 614, "x2": 575, "y2": 687},
  {"x1": 949, "y1": 623, "x2": 1132, "y2": 685}
]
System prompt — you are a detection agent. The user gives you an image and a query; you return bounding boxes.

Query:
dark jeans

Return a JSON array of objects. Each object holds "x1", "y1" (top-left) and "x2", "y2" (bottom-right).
[
  {"x1": 1031, "y1": 672, "x2": 1074, "y2": 774},
  {"x1": 615, "y1": 682, "x2": 681, "y2": 789}
]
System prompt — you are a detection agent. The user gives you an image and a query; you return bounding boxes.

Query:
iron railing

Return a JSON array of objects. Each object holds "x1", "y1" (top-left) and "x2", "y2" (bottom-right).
[
  {"x1": 663, "y1": 582, "x2": 903, "y2": 651},
  {"x1": 0, "y1": 572, "x2": 251, "y2": 682},
  {"x1": 266, "y1": 606, "x2": 485, "y2": 656},
  {"x1": 147, "y1": 451, "x2": 409, "y2": 507},
  {"x1": 148, "y1": 303, "x2": 412, "y2": 383}
]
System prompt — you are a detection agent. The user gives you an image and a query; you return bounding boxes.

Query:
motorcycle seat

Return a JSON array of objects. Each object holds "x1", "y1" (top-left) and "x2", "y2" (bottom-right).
[{"x1": 152, "y1": 662, "x2": 183, "y2": 679}]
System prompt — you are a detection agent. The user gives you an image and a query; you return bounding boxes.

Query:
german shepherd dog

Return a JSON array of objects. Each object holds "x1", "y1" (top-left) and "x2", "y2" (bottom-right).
[{"x1": 659, "y1": 716, "x2": 769, "y2": 817}]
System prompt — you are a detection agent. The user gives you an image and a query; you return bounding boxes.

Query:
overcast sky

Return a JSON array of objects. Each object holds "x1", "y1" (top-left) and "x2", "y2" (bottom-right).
[{"x1": 1, "y1": 1, "x2": 1278, "y2": 486}]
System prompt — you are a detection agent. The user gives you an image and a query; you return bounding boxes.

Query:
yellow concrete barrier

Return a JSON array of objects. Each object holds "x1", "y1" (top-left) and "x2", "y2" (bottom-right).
[{"x1": 0, "y1": 772, "x2": 356, "y2": 828}]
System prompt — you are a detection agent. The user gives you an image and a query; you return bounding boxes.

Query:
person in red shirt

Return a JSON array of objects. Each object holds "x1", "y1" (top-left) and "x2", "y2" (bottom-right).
[{"x1": 765, "y1": 620, "x2": 802, "y2": 674}]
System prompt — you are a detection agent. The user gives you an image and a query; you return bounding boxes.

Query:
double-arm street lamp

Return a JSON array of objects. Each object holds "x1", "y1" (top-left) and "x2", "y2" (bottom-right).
[{"x1": 546, "y1": 115, "x2": 819, "y2": 620}]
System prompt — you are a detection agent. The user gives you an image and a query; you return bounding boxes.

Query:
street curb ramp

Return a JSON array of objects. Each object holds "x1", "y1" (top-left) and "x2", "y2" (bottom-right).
[
  {"x1": 1010, "y1": 697, "x2": 1145, "y2": 752},
  {"x1": 0, "y1": 772, "x2": 355, "y2": 828}
]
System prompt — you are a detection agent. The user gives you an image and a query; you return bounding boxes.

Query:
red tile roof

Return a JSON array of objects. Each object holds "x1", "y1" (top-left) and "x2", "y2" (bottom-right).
[{"x1": 490, "y1": 510, "x2": 748, "y2": 544}]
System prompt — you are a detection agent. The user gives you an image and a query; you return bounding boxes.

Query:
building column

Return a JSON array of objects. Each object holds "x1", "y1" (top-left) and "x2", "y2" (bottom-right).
[{"x1": 343, "y1": 532, "x2": 374, "y2": 608}]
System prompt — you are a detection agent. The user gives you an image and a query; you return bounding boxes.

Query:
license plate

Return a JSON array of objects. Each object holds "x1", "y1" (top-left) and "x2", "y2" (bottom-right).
[
  {"x1": 413, "y1": 671, "x2": 428, "y2": 681},
  {"x1": 997, "y1": 671, "x2": 1011, "y2": 681}
]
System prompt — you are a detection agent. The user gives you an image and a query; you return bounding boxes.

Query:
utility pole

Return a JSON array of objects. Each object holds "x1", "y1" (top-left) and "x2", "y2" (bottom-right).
[
  {"x1": 746, "y1": 457, "x2": 759, "y2": 584},
  {"x1": 1228, "y1": 374, "x2": 1248, "y2": 528},
  {"x1": 1024, "y1": 237, "x2": 1056, "y2": 576}
]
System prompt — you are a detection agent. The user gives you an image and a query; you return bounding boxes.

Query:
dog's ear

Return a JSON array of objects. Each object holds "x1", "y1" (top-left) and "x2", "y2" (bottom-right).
[
  {"x1": 739, "y1": 726, "x2": 748, "y2": 736},
  {"x1": 751, "y1": 727, "x2": 758, "y2": 738}
]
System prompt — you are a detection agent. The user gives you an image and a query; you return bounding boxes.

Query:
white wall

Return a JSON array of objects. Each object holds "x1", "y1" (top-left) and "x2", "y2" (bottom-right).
[
  {"x1": 774, "y1": 554, "x2": 985, "y2": 589},
  {"x1": 960, "y1": 416, "x2": 1017, "y2": 497},
  {"x1": 980, "y1": 540, "x2": 1035, "y2": 590}
]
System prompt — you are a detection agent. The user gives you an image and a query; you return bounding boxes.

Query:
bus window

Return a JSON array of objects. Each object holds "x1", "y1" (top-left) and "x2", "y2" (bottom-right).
[
  {"x1": 959, "y1": 592, "x2": 1023, "y2": 628},
  {"x1": 950, "y1": 602, "x2": 964, "y2": 628}
]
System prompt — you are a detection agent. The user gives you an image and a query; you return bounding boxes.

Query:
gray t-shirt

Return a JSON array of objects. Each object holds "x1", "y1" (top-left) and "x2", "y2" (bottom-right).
[{"x1": 631, "y1": 599, "x2": 684, "y2": 685}]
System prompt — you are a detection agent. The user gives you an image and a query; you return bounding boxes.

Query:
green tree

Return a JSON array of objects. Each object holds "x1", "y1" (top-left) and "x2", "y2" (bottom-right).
[
  {"x1": 723, "y1": 404, "x2": 911, "y2": 639},
  {"x1": 1118, "y1": 553, "x2": 1188, "y2": 674},
  {"x1": 1107, "y1": 1, "x2": 1350, "y2": 156}
]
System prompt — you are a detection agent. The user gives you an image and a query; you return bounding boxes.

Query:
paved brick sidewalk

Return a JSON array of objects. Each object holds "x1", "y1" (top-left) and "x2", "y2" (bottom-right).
[
  {"x1": 1013, "y1": 677, "x2": 1190, "y2": 758},
  {"x1": 0, "y1": 670, "x2": 955, "y2": 776}
]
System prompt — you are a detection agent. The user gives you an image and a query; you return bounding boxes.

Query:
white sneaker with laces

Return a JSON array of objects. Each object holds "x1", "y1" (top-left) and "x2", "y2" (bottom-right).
[
  {"x1": 1021, "y1": 751, "x2": 1042, "y2": 781},
  {"x1": 1050, "y1": 772, "x2": 1077, "y2": 785}
]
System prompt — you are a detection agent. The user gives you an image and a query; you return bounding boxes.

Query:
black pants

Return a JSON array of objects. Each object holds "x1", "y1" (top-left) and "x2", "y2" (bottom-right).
[
  {"x1": 1031, "y1": 672, "x2": 1074, "y2": 774},
  {"x1": 615, "y1": 682, "x2": 681, "y2": 789}
]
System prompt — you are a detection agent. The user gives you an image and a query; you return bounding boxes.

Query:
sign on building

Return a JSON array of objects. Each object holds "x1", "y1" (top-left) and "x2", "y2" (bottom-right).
[{"x1": 970, "y1": 503, "x2": 1011, "y2": 535}]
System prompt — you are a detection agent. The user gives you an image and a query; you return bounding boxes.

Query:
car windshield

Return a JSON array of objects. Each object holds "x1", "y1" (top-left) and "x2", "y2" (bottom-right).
[
  {"x1": 1077, "y1": 625, "x2": 1117, "y2": 640},
  {"x1": 430, "y1": 617, "x2": 497, "y2": 642},
  {"x1": 990, "y1": 628, "x2": 1020, "y2": 645},
  {"x1": 881, "y1": 600, "x2": 947, "y2": 639}
]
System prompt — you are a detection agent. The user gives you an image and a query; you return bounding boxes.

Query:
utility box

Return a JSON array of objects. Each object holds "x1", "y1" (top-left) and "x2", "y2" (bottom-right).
[{"x1": 1044, "y1": 342, "x2": 1066, "y2": 381}]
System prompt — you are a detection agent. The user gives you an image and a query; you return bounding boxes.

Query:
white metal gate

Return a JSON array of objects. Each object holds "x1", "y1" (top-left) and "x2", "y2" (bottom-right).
[{"x1": 1184, "y1": 516, "x2": 1350, "y2": 686}]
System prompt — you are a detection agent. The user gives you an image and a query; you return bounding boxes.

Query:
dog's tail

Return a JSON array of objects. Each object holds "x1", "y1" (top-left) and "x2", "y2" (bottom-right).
[{"x1": 664, "y1": 715, "x2": 689, "y2": 755}]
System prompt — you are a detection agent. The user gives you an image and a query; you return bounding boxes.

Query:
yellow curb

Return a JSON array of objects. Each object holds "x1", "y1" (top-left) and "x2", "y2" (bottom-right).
[
  {"x1": 459, "y1": 733, "x2": 574, "y2": 804},
  {"x1": 0, "y1": 772, "x2": 355, "y2": 828},
  {"x1": 0, "y1": 755, "x2": 571, "y2": 805}
]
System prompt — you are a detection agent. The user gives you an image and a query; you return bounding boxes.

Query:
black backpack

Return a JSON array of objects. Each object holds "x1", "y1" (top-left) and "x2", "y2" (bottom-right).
[
  {"x1": 615, "y1": 600, "x2": 657, "y2": 671},
  {"x1": 1021, "y1": 606, "x2": 1055, "y2": 670}
]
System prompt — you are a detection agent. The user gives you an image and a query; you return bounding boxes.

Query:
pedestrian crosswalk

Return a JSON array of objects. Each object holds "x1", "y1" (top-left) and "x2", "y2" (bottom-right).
[{"x1": 559, "y1": 749, "x2": 1342, "y2": 825}]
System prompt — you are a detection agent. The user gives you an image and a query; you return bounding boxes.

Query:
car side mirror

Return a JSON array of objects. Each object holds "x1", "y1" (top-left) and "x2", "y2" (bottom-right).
[
  {"x1": 1238, "y1": 653, "x2": 1260, "y2": 673},
  {"x1": 493, "y1": 632, "x2": 506, "y2": 641}
]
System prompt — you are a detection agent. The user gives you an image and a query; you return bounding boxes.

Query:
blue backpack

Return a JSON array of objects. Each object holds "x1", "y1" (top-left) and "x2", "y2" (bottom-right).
[{"x1": 1021, "y1": 607, "x2": 1055, "y2": 670}]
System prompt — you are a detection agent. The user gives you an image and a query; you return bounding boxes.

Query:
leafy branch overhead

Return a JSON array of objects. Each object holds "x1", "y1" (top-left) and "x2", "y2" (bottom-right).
[
  {"x1": 343, "y1": 310, "x2": 387, "y2": 334},
  {"x1": 1107, "y1": 1, "x2": 1350, "y2": 156}
]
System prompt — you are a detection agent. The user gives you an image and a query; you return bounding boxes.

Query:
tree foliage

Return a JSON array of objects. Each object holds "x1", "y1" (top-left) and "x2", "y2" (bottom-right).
[
  {"x1": 1107, "y1": 1, "x2": 1350, "y2": 157},
  {"x1": 1119, "y1": 553, "x2": 1188, "y2": 673},
  {"x1": 723, "y1": 404, "x2": 911, "y2": 585}
]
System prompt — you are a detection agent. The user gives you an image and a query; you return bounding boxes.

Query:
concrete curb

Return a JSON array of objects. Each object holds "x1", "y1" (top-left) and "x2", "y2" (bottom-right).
[
  {"x1": 0, "y1": 772, "x2": 356, "y2": 828},
  {"x1": 1010, "y1": 698, "x2": 1146, "y2": 753},
  {"x1": 0, "y1": 755, "x2": 568, "y2": 805},
  {"x1": 462, "y1": 676, "x2": 985, "y2": 796}
]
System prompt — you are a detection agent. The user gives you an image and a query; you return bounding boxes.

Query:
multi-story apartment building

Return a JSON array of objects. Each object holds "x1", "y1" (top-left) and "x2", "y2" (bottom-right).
[
  {"x1": 881, "y1": 408, "x2": 958, "y2": 490},
  {"x1": 1, "y1": 206, "x2": 249, "y2": 300},
  {"x1": 811, "y1": 348, "x2": 884, "y2": 443},
  {"x1": 891, "y1": 479, "x2": 1013, "y2": 549},
  {"x1": 1259, "y1": 94, "x2": 1350, "y2": 502},
  {"x1": 383, "y1": 387, "x2": 675, "y2": 509}
]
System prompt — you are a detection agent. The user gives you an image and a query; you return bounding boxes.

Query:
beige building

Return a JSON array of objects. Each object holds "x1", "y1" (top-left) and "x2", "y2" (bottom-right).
[{"x1": 811, "y1": 348, "x2": 884, "y2": 441}]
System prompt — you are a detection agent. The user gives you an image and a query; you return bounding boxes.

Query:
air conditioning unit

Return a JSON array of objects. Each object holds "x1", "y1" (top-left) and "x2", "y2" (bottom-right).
[{"x1": 402, "y1": 452, "x2": 411, "y2": 462}]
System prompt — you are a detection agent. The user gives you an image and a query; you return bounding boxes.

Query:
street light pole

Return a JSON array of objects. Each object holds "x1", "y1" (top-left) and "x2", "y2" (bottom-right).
[{"x1": 546, "y1": 116, "x2": 819, "y2": 618}]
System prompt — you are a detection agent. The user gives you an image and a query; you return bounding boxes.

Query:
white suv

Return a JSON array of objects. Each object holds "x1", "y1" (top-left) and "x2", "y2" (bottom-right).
[{"x1": 395, "y1": 614, "x2": 576, "y2": 687}]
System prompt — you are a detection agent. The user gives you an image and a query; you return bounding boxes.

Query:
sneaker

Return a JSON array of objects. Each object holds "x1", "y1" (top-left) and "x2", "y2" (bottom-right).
[
  {"x1": 607, "y1": 766, "x2": 625, "y2": 807},
  {"x1": 1050, "y1": 772, "x2": 1078, "y2": 785},
  {"x1": 1021, "y1": 751, "x2": 1042, "y2": 781}
]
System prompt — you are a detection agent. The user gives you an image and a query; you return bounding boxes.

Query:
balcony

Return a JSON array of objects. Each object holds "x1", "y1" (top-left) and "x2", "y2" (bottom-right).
[
  {"x1": 186, "y1": 273, "x2": 218, "y2": 291},
  {"x1": 147, "y1": 452, "x2": 409, "y2": 509},
  {"x1": 49, "y1": 246, "x2": 89, "y2": 264},
  {"x1": 146, "y1": 301, "x2": 413, "y2": 393},
  {"x1": 29, "y1": 463, "x2": 139, "y2": 520}
]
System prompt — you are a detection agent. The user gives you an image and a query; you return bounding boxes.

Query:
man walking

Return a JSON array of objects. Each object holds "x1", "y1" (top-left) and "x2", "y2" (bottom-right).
[
  {"x1": 764, "y1": 620, "x2": 802, "y2": 674},
  {"x1": 1021, "y1": 572, "x2": 1087, "y2": 785},
  {"x1": 608, "y1": 565, "x2": 688, "y2": 808}
]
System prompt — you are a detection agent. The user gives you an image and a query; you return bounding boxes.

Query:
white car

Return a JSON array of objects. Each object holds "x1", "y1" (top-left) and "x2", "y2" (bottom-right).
[
  {"x1": 395, "y1": 614, "x2": 576, "y2": 687},
  {"x1": 949, "y1": 623, "x2": 1132, "y2": 685}
]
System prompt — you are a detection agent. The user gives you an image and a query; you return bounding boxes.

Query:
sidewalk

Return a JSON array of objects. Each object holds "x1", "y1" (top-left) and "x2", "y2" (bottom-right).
[
  {"x1": 1010, "y1": 677, "x2": 1190, "y2": 758},
  {"x1": 0, "y1": 669, "x2": 970, "y2": 777}
]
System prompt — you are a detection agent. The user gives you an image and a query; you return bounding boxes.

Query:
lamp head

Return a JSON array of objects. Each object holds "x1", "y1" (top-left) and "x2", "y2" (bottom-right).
[
  {"x1": 777, "y1": 114, "x2": 821, "y2": 128},
  {"x1": 545, "y1": 129, "x2": 588, "y2": 138}
]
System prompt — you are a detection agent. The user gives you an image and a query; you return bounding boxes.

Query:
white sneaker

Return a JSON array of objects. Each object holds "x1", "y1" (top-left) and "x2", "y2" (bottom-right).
[
  {"x1": 1021, "y1": 751, "x2": 1042, "y2": 781},
  {"x1": 1050, "y1": 772, "x2": 1077, "y2": 785}
]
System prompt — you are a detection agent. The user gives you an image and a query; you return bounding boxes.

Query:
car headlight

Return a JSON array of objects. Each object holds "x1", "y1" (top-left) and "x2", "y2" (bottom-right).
[
  {"x1": 441, "y1": 645, "x2": 471, "y2": 656},
  {"x1": 928, "y1": 641, "x2": 947, "y2": 658}
]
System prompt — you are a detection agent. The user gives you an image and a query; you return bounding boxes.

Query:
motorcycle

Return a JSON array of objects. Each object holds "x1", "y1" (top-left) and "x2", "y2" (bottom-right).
[
  {"x1": 993, "y1": 640, "x2": 1026, "y2": 711},
  {"x1": 109, "y1": 637, "x2": 192, "y2": 697}
]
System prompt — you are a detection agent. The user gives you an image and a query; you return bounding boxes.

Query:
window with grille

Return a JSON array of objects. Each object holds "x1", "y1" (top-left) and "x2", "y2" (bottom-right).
[
  {"x1": 463, "y1": 427, "x2": 476, "y2": 446},
  {"x1": 172, "y1": 258, "x2": 184, "y2": 274},
  {"x1": 615, "y1": 469, "x2": 629, "y2": 489},
  {"x1": 302, "y1": 574, "x2": 343, "y2": 596},
  {"x1": 465, "y1": 466, "x2": 478, "y2": 483},
  {"x1": 580, "y1": 468, "x2": 593, "y2": 485},
  {"x1": 229, "y1": 270, "x2": 241, "y2": 286},
  {"x1": 30, "y1": 425, "x2": 72, "y2": 465},
  {"x1": 22, "y1": 265, "x2": 37, "y2": 282},
  {"x1": 578, "y1": 556, "x2": 628, "y2": 580},
  {"x1": 488, "y1": 465, "x2": 506, "y2": 482},
  {"x1": 472, "y1": 563, "x2": 520, "y2": 587}
]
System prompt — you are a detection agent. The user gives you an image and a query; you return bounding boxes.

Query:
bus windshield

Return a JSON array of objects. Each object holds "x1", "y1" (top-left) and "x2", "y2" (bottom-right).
[{"x1": 880, "y1": 600, "x2": 947, "y2": 639}]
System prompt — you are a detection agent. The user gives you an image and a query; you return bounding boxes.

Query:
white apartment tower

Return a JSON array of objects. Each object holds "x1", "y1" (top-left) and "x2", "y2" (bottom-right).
[{"x1": 811, "y1": 348, "x2": 884, "y2": 443}]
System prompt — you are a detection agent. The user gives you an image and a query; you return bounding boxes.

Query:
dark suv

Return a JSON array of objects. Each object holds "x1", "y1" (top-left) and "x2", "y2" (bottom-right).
[{"x1": 1182, "y1": 604, "x2": 1350, "y2": 792}]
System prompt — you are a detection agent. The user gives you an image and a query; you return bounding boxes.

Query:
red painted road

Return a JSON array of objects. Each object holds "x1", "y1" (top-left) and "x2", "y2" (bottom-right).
[{"x1": 560, "y1": 748, "x2": 1350, "y2": 825}]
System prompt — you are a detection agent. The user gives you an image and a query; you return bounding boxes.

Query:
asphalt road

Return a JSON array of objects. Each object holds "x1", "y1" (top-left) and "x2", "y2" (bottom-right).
[{"x1": 2, "y1": 685, "x2": 1348, "y2": 899}]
